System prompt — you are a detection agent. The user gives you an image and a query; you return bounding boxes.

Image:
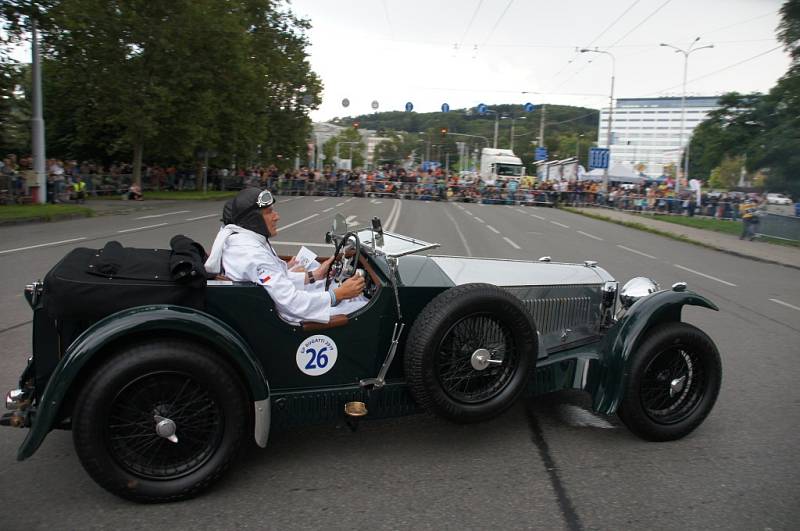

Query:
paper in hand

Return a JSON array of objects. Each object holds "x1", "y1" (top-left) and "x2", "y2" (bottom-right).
[{"x1": 296, "y1": 246, "x2": 320, "y2": 271}]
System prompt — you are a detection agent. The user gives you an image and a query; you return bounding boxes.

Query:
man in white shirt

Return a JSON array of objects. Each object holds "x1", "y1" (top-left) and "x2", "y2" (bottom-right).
[{"x1": 205, "y1": 188, "x2": 366, "y2": 324}]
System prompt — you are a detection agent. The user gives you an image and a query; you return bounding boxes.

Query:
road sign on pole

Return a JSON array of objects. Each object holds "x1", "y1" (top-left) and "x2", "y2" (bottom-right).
[
  {"x1": 405, "y1": 101, "x2": 414, "y2": 112},
  {"x1": 524, "y1": 102, "x2": 535, "y2": 112},
  {"x1": 371, "y1": 100, "x2": 379, "y2": 110},
  {"x1": 477, "y1": 103, "x2": 488, "y2": 115},
  {"x1": 589, "y1": 147, "x2": 610, "y2": 169},
  {"x1": 535, "y1": 147, "x2": 548, "y2": 161},
  {"x1": 441, "y1": 103, "x2": 450, "y2": 113}
]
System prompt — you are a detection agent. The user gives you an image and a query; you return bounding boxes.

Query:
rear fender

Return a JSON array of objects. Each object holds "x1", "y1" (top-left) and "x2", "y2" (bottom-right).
[
  {"x1": 587, "y1": 290, "x2": 718, "y2": 415},
  {"x1": 18, "y1": 305, "x2": 269, "y2": 461}
]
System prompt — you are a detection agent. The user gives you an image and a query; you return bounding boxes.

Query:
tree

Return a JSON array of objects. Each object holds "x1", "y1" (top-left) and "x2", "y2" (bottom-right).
[
  {"x1": 708, "y1": 155, "x2": 745, "y2": 189},
  {"x1": 323, "y1": 128, "x2": 365, "y2": 169}
]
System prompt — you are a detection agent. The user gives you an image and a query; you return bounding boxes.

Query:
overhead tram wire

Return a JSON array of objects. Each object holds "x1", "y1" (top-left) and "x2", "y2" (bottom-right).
[
  {"x1": 547, "y1": 0, "x2": 641, "y2": 84},
  {"x1": 551, "y1": 0, "x2": 673, "y2": 92},
  {"x1": 480, "y1": 0, "x2": 515, "y2": 47},
  {"x1": 643, "y1": 44, "x2": 784, "y2": 96},
  {"x1": 381, "y1": 0, "x2": 395, "y2": 40},
  {"x1": 456, "y1": 0, "x2": 484, "y2": 51}
]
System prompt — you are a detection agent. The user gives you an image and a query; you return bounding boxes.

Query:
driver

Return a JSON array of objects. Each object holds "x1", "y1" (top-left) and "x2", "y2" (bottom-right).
[{"x1": 205, "y1": 188, "x2": 367, "y2": 324}]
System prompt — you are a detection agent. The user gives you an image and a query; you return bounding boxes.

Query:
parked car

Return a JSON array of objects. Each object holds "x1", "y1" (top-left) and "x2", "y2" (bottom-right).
[
  {"x1": 766, "y1": 192, "x2": 792, "y2": 205},
  {"x1": 2, "y1": 214, "x2": 722, "y2": 503}
]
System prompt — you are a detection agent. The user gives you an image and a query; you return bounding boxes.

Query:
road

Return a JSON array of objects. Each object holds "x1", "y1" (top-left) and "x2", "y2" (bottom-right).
[{"x1": 1, "y1": 196, "x2": 798, "y2": 530}]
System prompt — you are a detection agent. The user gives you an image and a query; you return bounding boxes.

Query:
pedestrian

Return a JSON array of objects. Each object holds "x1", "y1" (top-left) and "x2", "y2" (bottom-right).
[{"x1": 739, "y1": 199, "x2": 758, "y2": 240}]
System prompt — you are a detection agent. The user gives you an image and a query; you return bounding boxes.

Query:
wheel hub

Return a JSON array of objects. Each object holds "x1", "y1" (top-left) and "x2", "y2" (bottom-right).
[
  {"x1": 670, "y1": 375, "x2": 687, "y2": 397},
  {"x1": 470, "y1": 348, "x2": 502, "y2": 371},
  {"x1": 154, "y1": 414, "x2": 179, "y2": 443}
]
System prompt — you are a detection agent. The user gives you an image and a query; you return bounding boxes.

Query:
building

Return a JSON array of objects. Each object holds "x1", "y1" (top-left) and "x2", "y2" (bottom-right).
[
  {"x1": 597, "y1": 96, "x2": 720, "y2": 179},
  {"x1": 310, "y1": 122, "x2": 387, "y2": 170}
]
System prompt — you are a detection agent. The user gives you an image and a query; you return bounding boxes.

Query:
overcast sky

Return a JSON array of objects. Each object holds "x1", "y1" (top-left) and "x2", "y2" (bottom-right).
[{"x1": 290, "y1": 0, "x2": 790, "y2": 121}]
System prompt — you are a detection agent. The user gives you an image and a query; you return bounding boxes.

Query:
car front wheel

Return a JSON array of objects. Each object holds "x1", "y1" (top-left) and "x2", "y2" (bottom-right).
[
  {"x1": 72, "y1": 340, "x2": 248, "y2": 503},
  {"x1": 618, "y1": 322, "x2": 722, "y2": 441}
]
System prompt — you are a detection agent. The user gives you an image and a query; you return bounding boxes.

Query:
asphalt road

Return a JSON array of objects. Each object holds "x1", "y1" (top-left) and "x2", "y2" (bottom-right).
[{"x1": 1, "y1": 196, "x2": 798, "y2": 530}]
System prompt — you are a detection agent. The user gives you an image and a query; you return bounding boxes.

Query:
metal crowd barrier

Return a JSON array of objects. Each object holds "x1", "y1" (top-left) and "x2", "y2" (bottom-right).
[{"x1": 755, "y1": 213, "x2": 800, "y2": 242}]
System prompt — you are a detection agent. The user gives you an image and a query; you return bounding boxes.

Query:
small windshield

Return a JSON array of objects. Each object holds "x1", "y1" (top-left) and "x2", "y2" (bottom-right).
[{"x1": 496, "y1": 164, "x2": 523, "y2": 177}]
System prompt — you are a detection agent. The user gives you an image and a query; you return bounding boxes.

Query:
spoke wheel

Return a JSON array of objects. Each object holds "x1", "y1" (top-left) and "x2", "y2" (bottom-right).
[
  {"x1": 618, "y1": 322, "x2": 722, "y2": 442},
  {"x1": 106, "y1": 371, "x2": 224, "y2": 481},
  {"x1": 73, "y1": 340, "x2": 248, "y2": 503},
  {"x1": 405, "y1": 283, "x2": 537, "y2": 423},
  {"x1": 435, "y1": 314, "x2": 518, "y2": 403}
]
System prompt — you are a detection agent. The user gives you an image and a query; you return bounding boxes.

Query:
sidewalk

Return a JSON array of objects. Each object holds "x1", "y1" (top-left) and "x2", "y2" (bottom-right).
[{"x1": 570, "y1": 206, "x2": 800, "y2": 270}]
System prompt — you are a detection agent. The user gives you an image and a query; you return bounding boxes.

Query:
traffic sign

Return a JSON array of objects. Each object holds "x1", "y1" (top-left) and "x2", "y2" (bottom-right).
[
  {"x1": 589, "y1": 147, "x2": 610, "y2": 169},
  {"x1": 535, "y1": 147, "x2": 548, "y2": 161},
  {"x1": 371, "y1": 100, "x2": 379, "y2": 110},
  {"x1": 405, "y1": 101, "x2": 414, "y2": 112},
  {"x1": 441, "y1": 103, "x2": 450, "y2": 113},
  {"x1": 524, "y1": 102, "x2": 535, "y2": 112},
  {"x1": 477, "y1": 103, "x2": 488, "y2": 115},
  {"x1": 341, "y1": 98, "x2": 350, "y2": 108}
]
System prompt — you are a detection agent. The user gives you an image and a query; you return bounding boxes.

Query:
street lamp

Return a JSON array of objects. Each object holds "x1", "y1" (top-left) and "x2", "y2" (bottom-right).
[
  {"x1": 576, "y1": 134, "x2": 585, "y2": 164},
  {"x1": 660, "y1": 38, "x2": 714, "y2": 194},
  {"x1": 502, "y1": 116, "x2": 527, "y2": 151},
  {"x1": 580, "y1": 47, "x2": 616, "y2": 193}
]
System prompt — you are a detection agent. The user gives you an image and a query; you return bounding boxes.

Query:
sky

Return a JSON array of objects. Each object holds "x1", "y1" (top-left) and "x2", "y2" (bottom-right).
[
  {"x1": 288, "y1": 0, "x2": 791, "y2": 121},
  {"x1": 5, "y1": 0, "x2": 790, "y2": 122}
]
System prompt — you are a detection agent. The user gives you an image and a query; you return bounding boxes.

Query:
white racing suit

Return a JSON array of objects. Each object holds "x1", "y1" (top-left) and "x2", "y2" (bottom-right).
[{"x1": 205, "y1": 224, "x2": 367, "y2": 325}]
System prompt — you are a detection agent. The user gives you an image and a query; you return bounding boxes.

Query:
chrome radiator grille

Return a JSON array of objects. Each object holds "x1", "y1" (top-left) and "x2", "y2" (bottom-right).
[{"x1": 521, "y1": 297, "x2": 594, "y2": 334}]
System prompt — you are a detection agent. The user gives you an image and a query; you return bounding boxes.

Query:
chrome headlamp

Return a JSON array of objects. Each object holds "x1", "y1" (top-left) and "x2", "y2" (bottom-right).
[{"x1": 619, "y1": 277, "x2": 660, "y2": 309}]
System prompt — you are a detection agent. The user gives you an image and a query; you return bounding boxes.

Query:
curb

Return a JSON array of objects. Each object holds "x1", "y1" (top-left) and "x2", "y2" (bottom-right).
[{"x1": 563, "y1": 206, "x2": 800, "y2": 272}]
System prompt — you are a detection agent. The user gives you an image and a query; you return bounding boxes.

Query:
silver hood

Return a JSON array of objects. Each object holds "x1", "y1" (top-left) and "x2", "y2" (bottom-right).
[{"x1": 428, "y1": 256, "x2": 614, "y2": 287}]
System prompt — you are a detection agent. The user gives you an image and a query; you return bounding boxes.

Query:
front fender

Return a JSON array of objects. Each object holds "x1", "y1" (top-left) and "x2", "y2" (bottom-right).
[
  {"x1": 18, "y1": 305, "x2": 268, "y2": 461},
  {"x1": 588, "y1": 289, "x2": 718, "y2": 415}
]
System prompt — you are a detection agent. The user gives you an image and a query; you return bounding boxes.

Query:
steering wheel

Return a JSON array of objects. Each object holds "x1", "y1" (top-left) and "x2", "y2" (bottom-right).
[{"x1": 325, "y1": 231, "x2": 361, "y2": 290}]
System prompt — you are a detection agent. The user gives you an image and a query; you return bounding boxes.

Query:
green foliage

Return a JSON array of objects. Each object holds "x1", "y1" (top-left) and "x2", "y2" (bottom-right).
[
  {"x1": 1, "y1": 0, "x2": 320, "y2": 184},
  {"x1": 323, "y1": 128, "x2": 365, "y2": 168},
  {"x1": 778, "y1": 0, "x2": 800, "y2": 61},
  {"x1": 708, "y1": 155, "x2": 745, "y2": 189}
]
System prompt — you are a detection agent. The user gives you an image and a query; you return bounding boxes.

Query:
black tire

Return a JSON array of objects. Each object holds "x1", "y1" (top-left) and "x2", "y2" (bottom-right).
[
  {"x1": 404, "y1": 283, "x2": 537, "y2": 423},
  {"x1": 618, "y1": 322, "x2": 722, "y2": 442},
  {"x1": 72, "y1": 340, "x2": 248, "y2": 503}
]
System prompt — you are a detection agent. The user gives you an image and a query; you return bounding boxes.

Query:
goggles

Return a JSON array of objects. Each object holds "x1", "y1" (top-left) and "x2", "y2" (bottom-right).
[{"x1": 256, "y1": 189, "x2": 275, "y2": 208}]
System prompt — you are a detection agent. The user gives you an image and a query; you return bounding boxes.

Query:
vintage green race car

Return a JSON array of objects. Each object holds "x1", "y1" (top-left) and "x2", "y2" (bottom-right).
[{"x1": 2, "y1": 214, "x2": 722, "y2": 503}]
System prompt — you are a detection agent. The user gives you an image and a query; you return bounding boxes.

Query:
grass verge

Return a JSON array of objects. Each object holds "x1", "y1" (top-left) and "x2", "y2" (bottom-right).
[
  {"x1": 562, "y1": 207, "x2": 799, "y2": 249},
  {"x1": 0, "y1": 204, "x2": 94, "y2": 223}
]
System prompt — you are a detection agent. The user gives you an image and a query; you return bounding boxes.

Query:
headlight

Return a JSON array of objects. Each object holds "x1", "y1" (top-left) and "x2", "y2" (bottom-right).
[{"x1": 619, "y1": 277, "x2": 659, "y2": 309}]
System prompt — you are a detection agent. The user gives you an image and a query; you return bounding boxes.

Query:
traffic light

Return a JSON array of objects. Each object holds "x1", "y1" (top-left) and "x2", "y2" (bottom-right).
[
  {"x1": 353, "y1": 121, "x2": 360, "y2": 129},
  {"x1": 440, "y1": 127, "x2": 448, "y2": 138}
]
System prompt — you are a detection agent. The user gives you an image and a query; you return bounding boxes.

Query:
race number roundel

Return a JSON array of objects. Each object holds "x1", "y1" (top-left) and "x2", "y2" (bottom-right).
[{"x1": 296, "y1": 335, "x2": 338, "y2": 376}]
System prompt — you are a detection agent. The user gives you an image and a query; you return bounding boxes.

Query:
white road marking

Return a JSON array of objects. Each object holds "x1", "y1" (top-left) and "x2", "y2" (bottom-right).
[
  {"x1": 345, "y1": 215, "x2": 357, "y2": 225},
  {"x1": 464, "y1": 210, "x2": 473, "y2": 216},
  {"x1": 674, "y1": 264, "x2": 737, "y2": 287},
  {"x1": 515, "y1": 208, "x2": 527, "y2": 214},
  {"x1": 456, "y1": 205, "x2": 464, "y2": 210},
  {"x1": 558, "y1": 404, "x2": 615, "y2": 429},
  {"x1": 322, "y1": 207, "x2": 333, "y2": 213},
  {"x1": 530, "y1": 213, "x2": 545, "y2": 220},
  {"x1": 117, "y1": 223, "x2": 168, "y2": 233},
  {"x1": 444, "y1": 207, "x2": 472, "y2": 257},
  {"x1": 503, "y1": 237, "x2": 521, "y2": 249},
  {"x1": 550, "y1": 221, "x2": 569, "y2": 228},
  {"x1": 616, "y1": 245, "x2": 657, "y2": 259},
  {"x1": 336, "y1": 202, "x2": 345, "y2": 207},
  {"x1": 473, "y1": 217, "x2": 485, "y2": 223},
  {"x1": 576, "y1": 230, "x2": 603, "y2": 241},
  {"x1": 314, "y1": 198, "x2": 327, "y2": 202},
  {"x1": 345, "y1": 198, "x2": 354, "y2": 203},
  {"x1": 280, "y1": 213, "x2": 319, "y2": 231},
  {"x1": 370, "y1": 199, "x2": 383, "y2": 204},
  {"x1": 0, "y1": 237, "x2": 88, "y2": 255},
  {"x1": 185, "y1": 213, "x2": 218, "y2": 221},
  {"x1": 134, "y1": 210, "x2": 190, "y2": 220},
  {"x1": 387, "y1": 199, "x2": 402, "y2": 232},
  {"x1": 486, "y1": 225, "x2": 501, "y2": 234},
  {"x1": 769, "y1": 298, "x2": 800, "y2": 311}
]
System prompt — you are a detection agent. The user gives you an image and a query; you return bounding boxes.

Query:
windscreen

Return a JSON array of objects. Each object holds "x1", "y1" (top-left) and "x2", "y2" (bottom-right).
[{"x1": 496, "y1": 164, "x2": 523, "y2": 177}]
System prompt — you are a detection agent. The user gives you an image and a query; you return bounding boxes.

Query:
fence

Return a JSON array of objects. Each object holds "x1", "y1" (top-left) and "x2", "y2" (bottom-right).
[{"x1": 756, "y1": 212, "x2": 800, "y2": 242}]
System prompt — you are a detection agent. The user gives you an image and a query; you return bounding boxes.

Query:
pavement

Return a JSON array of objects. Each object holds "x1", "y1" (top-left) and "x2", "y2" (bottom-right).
[{"x1": 570, "y1": 205, "x2": 800, "y2": 270}]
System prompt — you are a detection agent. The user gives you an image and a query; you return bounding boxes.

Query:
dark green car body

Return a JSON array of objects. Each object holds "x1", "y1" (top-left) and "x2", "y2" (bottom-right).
[{"x1": 7, "y1": 226, "x2": 718, "y2": 462}]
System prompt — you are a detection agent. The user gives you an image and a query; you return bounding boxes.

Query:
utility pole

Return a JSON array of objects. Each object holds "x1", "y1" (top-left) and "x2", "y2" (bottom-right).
[
  {"x1": 580, "y1": 48, "x2": 615, "y2": 193},
  {"x1": 661, "y1": 38, "x2": 714, "y2": 195},
  {"x1": 493, "y1": 113, "x2": 499, "y2": 149},
  {"x1": 31, "y1": 17, "x2": 46, "y2": 204},
  {"x1": 537, "y1": 105, "x2": 547, "y2": 148}
]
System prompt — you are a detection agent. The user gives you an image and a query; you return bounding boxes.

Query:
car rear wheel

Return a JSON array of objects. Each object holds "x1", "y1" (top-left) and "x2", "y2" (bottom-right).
[
  {"x1": 72, "y1": 340, "x2": 248, "y2": 503},
  {"x1": 404, "y1": 283, "x2": 537, "y2": 423},
  {"x1": 618, "y1": 322, "x2": 722, "y2": 441}
]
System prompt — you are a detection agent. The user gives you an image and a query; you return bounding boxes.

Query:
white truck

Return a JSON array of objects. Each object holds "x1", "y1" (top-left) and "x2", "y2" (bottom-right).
[{"x1": 479, "y1": 148, "x2": 524, "y2": 184}]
